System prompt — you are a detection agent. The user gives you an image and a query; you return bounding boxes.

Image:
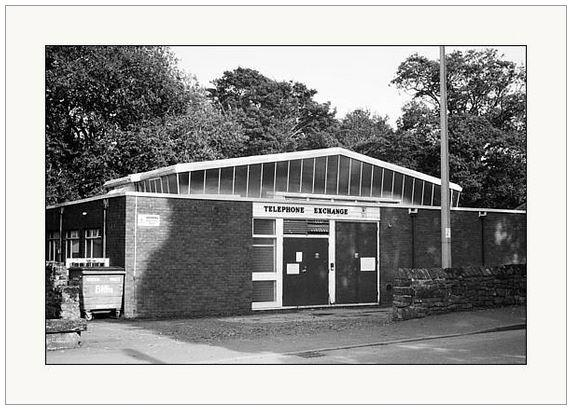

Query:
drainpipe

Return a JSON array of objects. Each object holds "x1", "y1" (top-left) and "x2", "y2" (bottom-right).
[
  {"x1": 103, "y1": 199, "x2": 109, "y2": 258},
  {"x1": 58, "y1": 207, "x2": 64, "y2": 263},
  {"x1": 479, "y1": 211, "x2": 487, "y2": 266},
  {"x1": 409, "y1": 208, "x2": 418, "y2": 268}
]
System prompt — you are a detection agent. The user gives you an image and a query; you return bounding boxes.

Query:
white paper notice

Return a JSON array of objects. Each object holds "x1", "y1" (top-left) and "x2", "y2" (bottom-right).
[
  {"x1": 360, "y1": 257, "x2": 376, "y2": 271},
  {"x1": 287, "y1": 263, "x2": 300, "y2": 274},
  {"x1": 138, "y1": 214, "x2": 160, "y2": 227},
  {"x1": 295, "y1": 252, "x2": 303, "y2": 262}
]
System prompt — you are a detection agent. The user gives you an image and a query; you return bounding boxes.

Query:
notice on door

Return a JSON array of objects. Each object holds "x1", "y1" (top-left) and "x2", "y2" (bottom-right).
[
  {"x1": 286, "y1": 263, "x2": 300, "y2": 274},
  {"x1": 360, "y1": 257, "x2": 376, "y2": 271},
  {"x1": 295, "y1": 252, "x2": 303, "y2": 262}
]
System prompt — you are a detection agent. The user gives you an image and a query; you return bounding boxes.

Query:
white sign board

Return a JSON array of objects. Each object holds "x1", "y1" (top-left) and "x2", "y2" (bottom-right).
[
  {"x1": 360, "y1": 257, "x2": 376, "y2": 272},
  {"x1": 286, "y1": 263, "x2": 300, "y2": 274},
  {"x1": 253, "y1": 203, "x2": 380, "y2": 221},
  {"x1": 138, "y1": 214, "x2": 160, "y2": 227},
  {"x1": 296, "y1": 252, "x2": 303, "y2": 262}
]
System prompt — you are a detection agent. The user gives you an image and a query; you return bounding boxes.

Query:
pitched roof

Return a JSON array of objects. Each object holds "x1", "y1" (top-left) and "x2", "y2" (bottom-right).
[{"x1": 104, "y1": 147, "x2": 462, "y2": 191}]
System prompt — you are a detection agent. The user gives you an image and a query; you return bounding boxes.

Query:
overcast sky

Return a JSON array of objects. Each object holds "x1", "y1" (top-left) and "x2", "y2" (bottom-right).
[{"x1": 171, "y1": 46, "x2": 525, "y2": 128}]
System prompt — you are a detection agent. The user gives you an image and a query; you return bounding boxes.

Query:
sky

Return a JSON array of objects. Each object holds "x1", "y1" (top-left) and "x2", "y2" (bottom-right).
[{"x1": 171, "y1": 46, "x2": 525, "y2": 128}]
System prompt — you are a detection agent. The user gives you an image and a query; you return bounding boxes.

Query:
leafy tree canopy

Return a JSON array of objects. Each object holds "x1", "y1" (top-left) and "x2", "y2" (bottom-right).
[
  {"x1": 208, "y1": 67, "x2": 339, "y2": 155},
  {"x1": 46, "y1": 47, "x2": 525, "y2": 209},
  {"x1": 46, "y1": 46, "x2": 245, "y2": 204},
  {"x1": 390, "y1": 49, "x2": 526, "y2": 208},
  {"x1": 391, "y1": 49, "x2": 526, "y2": 132}
]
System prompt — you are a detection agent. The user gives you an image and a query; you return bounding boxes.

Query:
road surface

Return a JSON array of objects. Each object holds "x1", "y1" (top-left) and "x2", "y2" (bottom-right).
[{"x1": 212, "y1": 329, "x2": 526, "y2": 364}]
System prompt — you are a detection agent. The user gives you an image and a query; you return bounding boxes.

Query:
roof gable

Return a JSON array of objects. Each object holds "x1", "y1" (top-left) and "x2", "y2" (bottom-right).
[{"x1": 104, "y1": 147, "x2": 462, "y2": 191}]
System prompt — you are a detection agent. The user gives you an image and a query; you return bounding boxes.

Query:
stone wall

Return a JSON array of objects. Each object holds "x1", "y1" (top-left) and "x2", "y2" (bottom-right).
[
  {"x1": 392, "y1": 264, "x2": 526, "y2": 320},
  {"x1": 45, "y1": 262, "x2": 85, "y2": 350},
  {"x1": 45, "y1": 262, "x2": 80, "y2": 320}
]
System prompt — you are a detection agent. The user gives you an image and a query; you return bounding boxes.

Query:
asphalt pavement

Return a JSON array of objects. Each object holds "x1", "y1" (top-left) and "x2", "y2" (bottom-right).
[{"x1": 46, "y1": 305, "x2": 526, "y2": 364}]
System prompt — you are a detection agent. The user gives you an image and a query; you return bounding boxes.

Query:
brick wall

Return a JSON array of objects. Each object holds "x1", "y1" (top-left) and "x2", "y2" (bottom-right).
[
  {"x1": 392, "y1": 265, "x2": 526, "y2": 320},
  {"x1": 123, "y1": 196, "x2": 252, "y2": 318},
  {"x1": 379, "y1": 208, "x2": 526, "y2": 304},
  {"x1": 47, "y1": 195, "x2": 525, "y2": 316},
  {"x1": 483, "y1": 212, "x2": 527, "y2": 266}
]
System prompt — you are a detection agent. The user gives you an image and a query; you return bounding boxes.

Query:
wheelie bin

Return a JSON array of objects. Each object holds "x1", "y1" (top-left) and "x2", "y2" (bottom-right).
[{"x1": 68, "y1": 267, "x2": 125, "y2": 320}]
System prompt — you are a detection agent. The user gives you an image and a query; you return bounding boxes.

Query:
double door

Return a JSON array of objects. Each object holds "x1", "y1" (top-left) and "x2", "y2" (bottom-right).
[{"x1": 281, "y1": 221, "x2": 377, "y2": 307}]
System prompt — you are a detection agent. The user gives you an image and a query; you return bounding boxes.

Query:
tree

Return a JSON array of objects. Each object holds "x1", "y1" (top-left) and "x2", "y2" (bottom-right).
[
  {"x1": 390, "y1": 49, "x2": 526, "y2": 208},
  {"x1": 46, "y1": 46, "x2": 246, "y2": 204},
  {"x1": 335, "y1": 109, "x2": 394, "y2": 150},
  {"x1": 208, "y1": 67, "x2": 339, "y2": 155},
  {"x1": 391, "y1": 49, "x2": 526, "y2": 132}
]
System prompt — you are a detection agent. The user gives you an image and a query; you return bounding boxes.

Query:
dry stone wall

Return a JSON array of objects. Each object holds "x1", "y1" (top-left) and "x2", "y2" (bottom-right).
[
  {"x1": 45, "y1": 262, "x2": 85, "y2": 350},
  {"x1": 392, "y1": 264, "x2": 526, "y2": 320},
  {"x1": 46, "y1": 262, "x2": 81, "y2": 320}
]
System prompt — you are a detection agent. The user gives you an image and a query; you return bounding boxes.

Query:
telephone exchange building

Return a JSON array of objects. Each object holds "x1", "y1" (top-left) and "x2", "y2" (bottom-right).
[{"x1": 46, "y1": 148, "x2": 526, "y2": 318}]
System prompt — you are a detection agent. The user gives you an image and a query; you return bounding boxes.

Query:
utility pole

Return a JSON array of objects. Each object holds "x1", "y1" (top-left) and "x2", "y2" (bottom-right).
[{"x1": 440, "y1": 46, "x2": 452, "y2": 268}]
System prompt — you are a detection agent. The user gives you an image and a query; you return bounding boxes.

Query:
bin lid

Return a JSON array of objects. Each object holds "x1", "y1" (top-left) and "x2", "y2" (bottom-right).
[{"x1": 68, "y1": 266, "x2": 125, "y2": 274}]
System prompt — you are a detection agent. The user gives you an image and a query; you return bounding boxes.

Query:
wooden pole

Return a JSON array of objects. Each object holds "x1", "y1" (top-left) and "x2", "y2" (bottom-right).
[{"x1": 440, "y1": 46, "x2": 452, "y2": 268}]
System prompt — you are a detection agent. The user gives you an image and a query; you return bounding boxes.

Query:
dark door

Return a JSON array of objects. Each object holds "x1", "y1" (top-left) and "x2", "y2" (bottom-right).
[
  {"x1": 335, "y1": 222, "x2": 378, "y2": 304},
  {"x1": 283, "y1": 238, "x2": 329, "y2": 306}
]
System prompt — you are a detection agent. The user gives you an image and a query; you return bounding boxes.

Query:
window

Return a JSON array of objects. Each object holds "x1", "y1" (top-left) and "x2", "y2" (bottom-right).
[
  {"x1": 372, "y1": 166, "x2": 383, "y2": 197},
  {"x1": 190, "y1": 170, "x2": 205, "y2": 194},
  {"x1": 253, "y1": 219, "x2": 275, "y2": 235},
  {"x1": 313, "y1": 156, "x2": 327, "y2": 194},
  {"x1": 288, "y1": 160, "x2": 301, "y2": 192},
  {"x1": 325, "y1": 155, "x2": 339, "y2": 195},
  {"x1": 252, "y1": 219, "x2": 276, "y2": 272},
  {"x1": 301, "y1": 158, "x2": 314, "y2": 194},
  {"x1": 382, "y1": 169, "x2": 393, "y2": 198},
  {"x1": 338, "y1": 155, "x2": 350, "y2": 195},
  {"x1": 234, "y1": 166, "x2": 248, "y2": 197},
  {"x1": 205, "y1": 168, "x2": 220, "y2": 194},
  {"x1": 178, "y1": 172, "x2": 190, "y2": 195},
  {"x1": 360, "y1": 163, "x2": 372, "y2": 197},
  {"x1": 247, "y1": 164, "x2": 262, "y2": 197},
  {"x1": 413, "y1": 179, "x2": 424, "y2": 205},
  {"x1": 252, "y1": 238, "x2": 276, "y2": 272},
  {"x1": 252, "y1": 219, "x2": 277, "y2": 305},
  {"x1": 84, "y1": 228, "x2": 103, "y2": 258},
  {"x1": 65, "y1": 230, "x2": 80, "y2": 259},
  {"x1": 161, "y1": 176, "x2": 169, "y2": 193},
  {"x1": 252, "y1": 281, "x2": 276, "y2": 303},
  {"x1": 261, "y1": 162, "x2": 276, "y2": 198},
  {"x1": 275, "y1": 161, "x2": 289, "y2": 193},
  {"x1": 47, "y1": 232, "x2": 60, "y2": 261},
  {"x1": 150, "y1": 178, "x2": 161, "y2": 193},
  {"x1": 393, "y1": 172, "x2": 404, "y2": 200},
  {"x1": 167, "y1": 174, "x2": 178, "y2": 194},
  {"x1": 219, "y1": 167, "x2": 234, "y2": 195},
  {"x1": 349, "y1": 159, "x2": 361, "y2": 196}
]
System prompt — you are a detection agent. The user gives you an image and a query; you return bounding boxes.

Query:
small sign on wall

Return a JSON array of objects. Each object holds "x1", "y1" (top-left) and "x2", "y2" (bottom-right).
[
  {"x1": 360, "y1": 257, "x2": 376, "y2": 272},
  {"x1": 296, "y1": 252, "x2": 303, "y2": 262},
  {"x1": 138, "y1": 214, "x2": 160, "y2": 227}
]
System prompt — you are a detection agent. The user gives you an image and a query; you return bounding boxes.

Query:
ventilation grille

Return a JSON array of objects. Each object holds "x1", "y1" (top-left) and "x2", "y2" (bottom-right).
[{"x1": 284, "y1": 220, "x2": 329, "y2": 235}]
